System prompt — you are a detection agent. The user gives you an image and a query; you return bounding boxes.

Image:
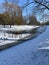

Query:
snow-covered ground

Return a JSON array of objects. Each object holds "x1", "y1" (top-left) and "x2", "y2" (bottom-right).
[
  {"x1": 0, "y1": 25, "x2": 39, "y2": 46},
  {"x1": 38, "y1": 46, "x2": 49, "y2": 49},
  {"x1": 0, "y1": 33, "x2": 31, "y2": 46},
  {"x1": 0, "y1": 25, "x2": 39, "y2": 32},
  {"x1": 0, "y1": 33, "x2": 31, "y2": 40},
  {"x1": 0, "y1": 26, "x2": 49, "y2": 65}
]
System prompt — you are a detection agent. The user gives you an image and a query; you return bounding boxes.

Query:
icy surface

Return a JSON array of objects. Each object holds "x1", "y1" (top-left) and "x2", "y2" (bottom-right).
[{"x1": 0, "y1": 26, "x2": 49, "y2": 65}]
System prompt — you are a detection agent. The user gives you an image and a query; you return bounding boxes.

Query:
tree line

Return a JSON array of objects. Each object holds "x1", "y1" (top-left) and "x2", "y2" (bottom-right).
[
  {"x1": 0, "y1": 0, "x2": 49, "y2": 25},
  {"x1": 0, "y1": 1, "x2": 40, "y2": 25}
]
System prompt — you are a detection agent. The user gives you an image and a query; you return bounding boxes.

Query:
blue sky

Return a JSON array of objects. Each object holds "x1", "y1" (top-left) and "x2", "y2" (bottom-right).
[{"x1": 0, "y1": 0, "x2": 4, "y2": 2}]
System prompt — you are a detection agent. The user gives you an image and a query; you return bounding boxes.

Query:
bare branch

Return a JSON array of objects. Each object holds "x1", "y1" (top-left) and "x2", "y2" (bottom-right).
[
  {"x1": 21, "y1": 2, "x2": 34, "y2": 9},
  {"x1": 34, "y1": 0, "x2": 49, "y2": 10},
  {"x1": 21, "y1": 0, "x2": 49, "y2": 10}
]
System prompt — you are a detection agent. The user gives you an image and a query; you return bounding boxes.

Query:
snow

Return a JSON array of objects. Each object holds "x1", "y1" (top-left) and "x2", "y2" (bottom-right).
[
  {"x1": 0, "y1": 25, "x2": 39, "y2": 32},
  {"x1": 38, "y1": 46, "x2": 49, "y2": 49},
  {"x1": 0, "y1": 25, "x2": 39, "y2": 46},
  {"x1": 0, "y1": 26, "x2": 49, "y2": 65},
  {"x1": 0, "y1": 33, "x2": 31, "y2": 40},
  {"x1": 0, "y1": 33, "x2": 31, "y2": 46},
  {"x1": 0, "y1": 41, "x2": 15, "y2": 46}
]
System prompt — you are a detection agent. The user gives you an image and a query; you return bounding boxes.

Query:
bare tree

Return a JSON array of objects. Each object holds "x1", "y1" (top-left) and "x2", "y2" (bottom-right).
[
  {"x1": 1, "y1": 0, "x2": 22, "y2": 25},
  {"x1": 21, "y1": 0, "x2": 49, "y2": 23}
]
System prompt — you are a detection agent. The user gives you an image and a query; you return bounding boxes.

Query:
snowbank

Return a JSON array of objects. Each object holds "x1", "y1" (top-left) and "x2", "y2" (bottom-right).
[
  {"x1": 0, "y1": 33, "x2": 31, "y2": 40},
  {"x1": 0, "y1": 25, "x2": 39, "y2": 48},
  {"x1": 0, "y1": 33, "x2": 31, "y2": 47},
  {"x1": 0, "y1": 25, "x2": 39, "y2": 32}
]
